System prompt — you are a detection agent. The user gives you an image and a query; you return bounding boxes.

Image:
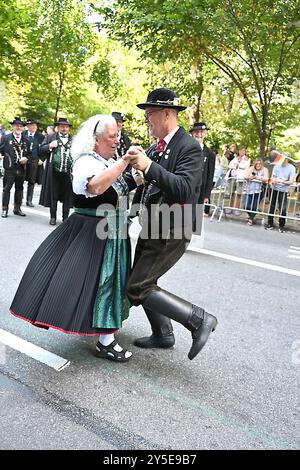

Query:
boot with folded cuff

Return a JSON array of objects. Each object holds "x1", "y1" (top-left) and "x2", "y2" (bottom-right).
[{"x1": 136, "y1": 288, "x2": 217, "y2": 360}]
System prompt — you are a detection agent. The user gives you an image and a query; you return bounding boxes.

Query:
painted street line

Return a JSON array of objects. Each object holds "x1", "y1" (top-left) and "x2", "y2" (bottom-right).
[
  {"x1": 24, "y1": 207, "x2": 74, "y2": 218},
  {"x1": 0, "y1": 328, "x2": 70, "y2": 371},
  {"x1": 187, "y1": 245, "x2": 300, "y2": 277}
]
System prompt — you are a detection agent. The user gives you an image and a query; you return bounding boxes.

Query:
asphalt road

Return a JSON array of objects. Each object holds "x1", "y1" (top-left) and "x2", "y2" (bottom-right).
[{"x1": 0, "y1": 188, "x2": 299, "y2": 451}]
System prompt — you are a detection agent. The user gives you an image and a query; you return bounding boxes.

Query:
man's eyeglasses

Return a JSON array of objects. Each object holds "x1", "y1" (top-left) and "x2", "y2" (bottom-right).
[{"x1": 144, "y1": 109, "x2": 164, "y2": 120}]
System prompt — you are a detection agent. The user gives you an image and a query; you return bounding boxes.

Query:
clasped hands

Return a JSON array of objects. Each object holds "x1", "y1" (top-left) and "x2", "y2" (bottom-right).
[{"x1": 123, "y1": 145, "x2": 151, "y2": 172}]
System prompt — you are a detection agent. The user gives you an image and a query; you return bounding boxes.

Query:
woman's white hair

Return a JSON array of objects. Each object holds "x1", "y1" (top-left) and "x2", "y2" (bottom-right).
[{"x1": 71, "y1": 114, "x2": 117, "y2": 161}]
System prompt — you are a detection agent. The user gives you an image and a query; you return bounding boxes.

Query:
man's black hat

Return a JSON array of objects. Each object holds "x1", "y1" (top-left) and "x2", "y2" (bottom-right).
[
  {"x1": 54, "y1": 117, "x2": 72, "y2": 127},
  {"x1": 112, "y1": 112, "x2": 126, "y2": 122},
  {"x1": 189, "y1": 122, "x2": 210, "y2": 132},
  {"x1": 25, "y1": 118, "x2": 39, "y2": 125},
  {"x1": 10, "y1": 117, "x2": 25, "y2": 126},
  {"x1": 137, "y1": 88, "x2": 187, "y2": 111}
]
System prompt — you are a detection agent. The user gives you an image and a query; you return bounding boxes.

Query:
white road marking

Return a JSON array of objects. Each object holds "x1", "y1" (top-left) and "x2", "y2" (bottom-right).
[
  {"x1": 288, "y1": 249, "x2": 300, "y2": 254},
  {"x1": 23, "y1": 208, "x2": 49, "y2": 217},
  {"x1": 0, "y1": 328, "x2": 70, "y2": 371},
  {"x1": 24, "y1": 207, "x2": 74, "y2": 218},
  {"x1": 288, "y1": 255, "x2": 300, "y2": 259},
  {"x1": 187, "y1": 245, "x2": 300, "y2": 277},
  {"x1": 289, "y1": 246, "x2": 300, "y2": 251}
]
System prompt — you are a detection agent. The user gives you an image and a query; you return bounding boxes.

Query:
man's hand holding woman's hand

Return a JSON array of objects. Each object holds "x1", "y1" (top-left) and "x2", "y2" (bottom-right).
[{"x1": 123, "y1": 146, "x2": 151, "y2": 172}]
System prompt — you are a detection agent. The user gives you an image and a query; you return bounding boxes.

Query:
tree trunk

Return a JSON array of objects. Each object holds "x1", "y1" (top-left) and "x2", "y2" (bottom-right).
[
  {"x1": 194, "y1": 76, "x2": 204, "y2": 122},
  {"x1": 259, "y1": 131, "x2": 267, "y2": 158},
  {"x1": 194, "y1": 94, "x2": 201, "y2": 122},
  {"x1": 54, "y1": 70, "x2": 65, "y2": 122},
  {"x1": 259, "y1": 105, "x2": 269, "y2": 158}
]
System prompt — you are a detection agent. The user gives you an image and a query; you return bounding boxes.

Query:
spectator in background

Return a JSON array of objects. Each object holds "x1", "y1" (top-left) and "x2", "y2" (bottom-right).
[
  {"x1": 296, "y1": 161, "x2": 300, "y2": 202},
  {"x1": 112, "y1": 112, "x2": 131, "y2": 159},
  {"x1": 227, "y1": 147, "x2": 251, "y2": 215},
  {"x1": 244, "y1": 158, "x2": 269, "y2": 226},
  {"x1": 265, "y1": 153, "x2": 296, "y2": 233},
  {"x1": 0, "y1": 124, "x2": 6, "y2": 143},
  {"x1": 228, "y1": 143, "x2": 237, "y2": 162},
  {"x1": 214, "y1": 146, "x2": 229, "y2": 187},
  {"x1": 46, "y1": 125, "x2": 55, "y2": 136},
  {"x1": 23, "y1": 118, "x2": 44, "y2": 207},
  {"x1": 189, "y1": 122, "x2": 215, "y2": 217},
  {"x1": 0, "y1": 117, "x2": 31, "y2": 218},
  {"x1": 39, "y1": 117, "x2": 73, "y2": 225}
]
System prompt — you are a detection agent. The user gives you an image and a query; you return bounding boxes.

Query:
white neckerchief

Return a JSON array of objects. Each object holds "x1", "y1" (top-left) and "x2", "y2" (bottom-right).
[{"x1": 59, "y1": 133, "x2": 69, "y2": 145}]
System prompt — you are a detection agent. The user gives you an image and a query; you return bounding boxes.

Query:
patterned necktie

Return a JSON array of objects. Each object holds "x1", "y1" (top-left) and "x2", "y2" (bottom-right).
[{"x1": 155, "y1": 139, "x2": 166, "y2": 152}]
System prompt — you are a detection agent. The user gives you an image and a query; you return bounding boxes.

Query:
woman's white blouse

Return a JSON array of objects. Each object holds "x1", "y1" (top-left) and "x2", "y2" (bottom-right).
[{"x1": 72, "y1": 154, "x2": 115, "y2": 198}]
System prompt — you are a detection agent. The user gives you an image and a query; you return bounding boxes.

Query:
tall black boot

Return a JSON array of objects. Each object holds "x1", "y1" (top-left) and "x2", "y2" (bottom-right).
[
  {"x1": 133, "y1": 308, "x2": 175, "y2": 349},
  {"x1": 50, "y1": 201, "x2": 57, "y2": 225},
  {"x1": 62, "y1": 206, "x2": 70, "y2": 221},
  {"x1": 2, "y1": 192, "x2": 10, "y2": 217},
  {"x1": 26, "y1": 184, "x2": 34, "y2": 207},
  {"x1": 14, "y1": 190, "x2": 26, "y2": 216},
  {"x1": 143, "y1": 288, "x2": 217, "y2": 360},
  {"x1": 1, "y1": 205, "x2": 8, "y2": 218}
]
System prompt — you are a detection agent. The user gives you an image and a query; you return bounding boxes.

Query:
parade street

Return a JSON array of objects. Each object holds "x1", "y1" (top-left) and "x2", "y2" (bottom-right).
[{"x1": 0, "y1": 194, "x2": 299, "y2": 451}]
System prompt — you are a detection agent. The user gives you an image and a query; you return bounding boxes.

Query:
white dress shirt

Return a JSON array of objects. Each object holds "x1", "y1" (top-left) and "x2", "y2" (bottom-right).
[{"x1": 144, "y1": 126, "x2": 180, "y2": 174}]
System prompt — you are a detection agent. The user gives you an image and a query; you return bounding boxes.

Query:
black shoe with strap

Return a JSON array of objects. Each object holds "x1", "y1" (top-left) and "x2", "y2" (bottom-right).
[
  {"x1": 95, "y1": 340, "x2": 132, "y2": 362},
  {"x1": 1, "y1": 210, "x2": 8, "y2": 218},
  {"x1": 49, "y1": 218, "x2": 56, "y2": 225}
]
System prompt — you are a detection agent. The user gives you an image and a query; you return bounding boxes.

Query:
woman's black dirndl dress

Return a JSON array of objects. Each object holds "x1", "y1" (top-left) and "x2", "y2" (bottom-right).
[{"x1": 10, "y1": 185, "x2": 131, "y2": 336}]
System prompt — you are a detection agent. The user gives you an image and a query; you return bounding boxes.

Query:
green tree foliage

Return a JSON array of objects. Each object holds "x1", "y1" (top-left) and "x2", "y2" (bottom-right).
[
  {"x1": 97, "y1": 0, "x2": 300, "y2": 156},
  {"x1": 20, "y1": 0, "x2": 97, "y2": 125},
  {"x1": 0, "y1": 0, "x2": 29, "y2": 79},
  {"x1": 1, "y1": 0, "x2": 97, "y2": 128}
]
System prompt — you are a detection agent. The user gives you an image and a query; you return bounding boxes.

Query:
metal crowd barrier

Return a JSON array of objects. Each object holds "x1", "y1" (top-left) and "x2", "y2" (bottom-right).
[{"x1": 206, "y1": 177, "x2": 300, "y2": 227}]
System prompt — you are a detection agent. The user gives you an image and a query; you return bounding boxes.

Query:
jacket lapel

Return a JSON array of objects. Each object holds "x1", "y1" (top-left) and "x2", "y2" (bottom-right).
[{"x1": 147, "y1": 127, "x2": 185, "y2": 196}]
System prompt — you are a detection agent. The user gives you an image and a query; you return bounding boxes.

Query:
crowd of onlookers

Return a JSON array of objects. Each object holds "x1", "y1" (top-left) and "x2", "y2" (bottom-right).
[
  {"x1": 1, "y1": 119, "x2": 300, "y2": 233},
  {"x1": 209, "y1": 143, "x2": 300, "y2": 232}
]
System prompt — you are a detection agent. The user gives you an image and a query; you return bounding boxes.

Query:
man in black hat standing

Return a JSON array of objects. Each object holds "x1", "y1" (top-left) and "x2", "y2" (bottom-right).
[
  {"x1": 0, "y1": 117, "x2": 31, "y2": 218},
  {"x1": 23, "y1": 119, "x2": 44, "y2": 207},
  {"x1": 39, "y1": 117, "x2": 73, "y2": 225},
  {"x1": 189, "y1": 122, "x2": 215, "y2": 216},
  {"x1": 123, "y1": 88, "x2": 217, "y2": 360},
  {"x1": 112, "y1": 112, "x2": 131, "y2": 159}
]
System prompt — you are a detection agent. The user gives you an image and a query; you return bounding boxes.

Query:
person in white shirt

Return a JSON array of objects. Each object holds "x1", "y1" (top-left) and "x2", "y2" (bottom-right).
[
  {"x1": 10, "y1": 114, "x2": 134, "y2": 362},
  {"x1": 266, "y1": 153, "x2": 296, "y2": 232},
  {"x1": 227, "y1": 147, "x2": 251, "y2": 215}
]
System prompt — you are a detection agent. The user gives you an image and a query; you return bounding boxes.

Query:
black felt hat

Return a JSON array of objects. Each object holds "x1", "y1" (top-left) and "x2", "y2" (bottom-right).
[
  {"x1": 189, "y1": 122, "x2": 210, "y2": 132},
  {"x1": 54, "y1": 117, "x2": 72, "y2": 127},
  {"x1": 137, "y1": 88, "x2": 186, "y2": 111},
  {"x1": 112, "y1": 112, "x2": 126, "y2": 122},
  {"x1": 25, "y1": 118, "x2": 39, "y2": 125},
  {"x1": 10, "y1": 117, "x2": 25, "y2": 126}
]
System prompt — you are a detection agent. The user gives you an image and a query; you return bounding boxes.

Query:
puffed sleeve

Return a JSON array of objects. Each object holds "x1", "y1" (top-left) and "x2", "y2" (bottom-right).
[{"x1": 72, "y1": 155, "x2": 107, "y2": 197}]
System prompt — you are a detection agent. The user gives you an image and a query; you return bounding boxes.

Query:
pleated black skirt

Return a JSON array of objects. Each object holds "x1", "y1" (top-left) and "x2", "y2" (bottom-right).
[{"x1": 10, "y1": 213, "x2": 111, "y2": 336}]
